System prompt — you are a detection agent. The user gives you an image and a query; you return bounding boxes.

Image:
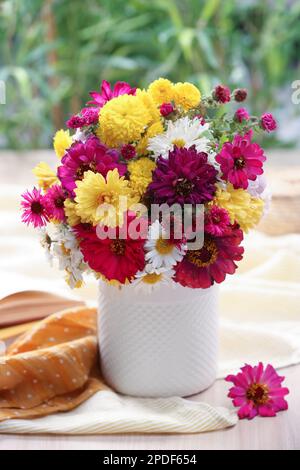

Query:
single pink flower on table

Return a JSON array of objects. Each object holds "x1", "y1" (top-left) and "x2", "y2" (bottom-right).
[
  {"x1": 260, "y1": 113, "x2": 277, "y2": 132},
  {"x1": 213, "y1": 84, "x2": 231, "y2": 103},
  {"x1": 205, "y1": 205, "x2": 231, "y2": 237},
  {"x1": 44, "y1": 184, "x2": 66, "y2": 222},
  {"x1": 215, "y1": 130, "x2": 266, "y2": 190},
  {"x1": 21, "y1": 187, "x2": 49, "y2": 228},
  {"x1": 160, "y1": 102, "x2": 174, "y2": 117},
  {"x1": 235, "y1": 107, "x2": 250, "y2": 123},
  {"x1": 226, "y1": 363, "x2": 289, "y2": 420},
  {"x1": 87, "y1": 80, "x2": 136, "y2": 109}
]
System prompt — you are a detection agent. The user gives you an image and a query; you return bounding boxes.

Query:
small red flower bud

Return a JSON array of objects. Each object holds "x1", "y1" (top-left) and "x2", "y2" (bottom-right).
[
  {"x1": 121, "y1": 144, "x2": 136, "y2": 160},
  {"x1": 260, "y1": 113, "x2": 277, "y2": 132},
  {"x1": 234, "y1": 88, "x2": 248, "y2": 102},
  {"x1": 213, "y1": 84, "x2": 231, "y2": 103},
  {"x1": 235, "y1": 107, "x2": 250, "y2": 123},
  {"x1": 160, "y1": 102, "x2": 174, "y2": 117}
]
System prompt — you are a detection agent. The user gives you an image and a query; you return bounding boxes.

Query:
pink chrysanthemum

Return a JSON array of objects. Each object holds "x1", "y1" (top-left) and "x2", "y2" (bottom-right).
[
  {"x1": 87, "y1": 80, "x2": 136, "y2": 109},
  {"x1": 215, "y1": 130, "x2": 266, "y2": 190},
  {"x1": 57, "y1": 136, "x2": 126, "y2": 195},
  {"x1": 21, "y1": 187, "x2": 49, "y2": 228},
  {"x1": 235, "y1": 107, "x2": 250, "y2": 123},
  {"x1": 226, "y1": 363, "x2": 289, "y2": 420},
  {"x1": 205, "y1": 205, "x2": 231, "y2": 236},
  {"x1": 44, "y1": 184, "x2": 66, "y2": 222},
  {"x1": 174, "y1": 224, "x2": 244, "y2": 288},
  {"x1": 260, "y1": 113, "x2": 277, "y2": 132}
]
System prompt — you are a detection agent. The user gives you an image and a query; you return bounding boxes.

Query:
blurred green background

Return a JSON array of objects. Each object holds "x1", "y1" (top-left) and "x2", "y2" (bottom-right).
[{"x1": 1, "y1": 0, "x2": 300, "y2": 149}]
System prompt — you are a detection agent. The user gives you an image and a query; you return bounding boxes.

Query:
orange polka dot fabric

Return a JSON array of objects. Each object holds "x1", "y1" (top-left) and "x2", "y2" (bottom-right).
[{"x1": 0, "y1": 307, "x2": 108, "y2": 422}]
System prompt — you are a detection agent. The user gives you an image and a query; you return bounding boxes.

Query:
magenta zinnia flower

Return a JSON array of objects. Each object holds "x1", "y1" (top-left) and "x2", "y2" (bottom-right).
[
  {"x1": 226, "y1": 363, "x2": 289, "y2": 420},
  {"x1": 44, "y1": 184, "x2": 66, "y2": 222},
  {"x1": 215, "y1": 131, "x2": 266, "y2": 190},
  {"x1": 148, "y1": 146, "x2": 218, "y2": 206},
  {"x1": 174, "y1": 224, "x2": 244, "y2": 288},
  {"x1": 87, "y1": 80, "x2": 136, "y2": 109},
  {"x1": 205, "y1": 205, "x2": 231, "y2": 237},
  {"x1": 57, "y1": 136, "x2": 126, "y2": 195},
  {"x1": 21, "y1": 187, "x2": 49, "y2": 228}
]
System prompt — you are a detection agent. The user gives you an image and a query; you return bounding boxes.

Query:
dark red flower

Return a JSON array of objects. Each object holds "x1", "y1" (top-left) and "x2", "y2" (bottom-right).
[
  {"x1": 214, "y1": 84, "x2": 231, "y2": 103},
  {"x1": 160, "y1": 102, "x2": 174, "y2": 117},
  {"x1": 121, "y1": 144, "x2": 136, "y2": 160},
  {"x1": 148, "y1": 146, "x2": 217, "y2": 206},
  {"x1": 234, "y1": 88, "x2": 248, "y2": 102},
  {"x1": 174, "y1": 225, "x2": 244, "y2": 288}
]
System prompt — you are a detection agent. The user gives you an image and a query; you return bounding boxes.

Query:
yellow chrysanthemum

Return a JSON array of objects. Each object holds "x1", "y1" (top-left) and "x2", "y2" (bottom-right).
[
  {"x1": 64, "y1": 198, "x2": 81, "y2": 227},
  {"x1": 173, "y1": 82, "x2": 201, "y2": 110},
  {"x1": 97, "y1": 94, "x2": 152, "y2": 148},
  {"x1": 136, "y1": 89, "x2": 161, "y2": 123},
  {"x1": 75, "y1": 169, "x2": 135, "y2": 227},
  {"x1": 136, "y1": 121, "x2": 164, "y2": 155},
  {"x1": 53, "y1": 129, "x2": 72, "y2": 158},
  {"x1": 128, "y1": 157, "x2": 156, "y2": 199},
  {"x1": 32, "y1": 162, "x2": 58, "y2": 191},
  {"x1": 214, "y1": 184, "x2": 264, "y2": 232},
  {"x1": 147, "y1": 78, "x2": 174, "y2": 105}
]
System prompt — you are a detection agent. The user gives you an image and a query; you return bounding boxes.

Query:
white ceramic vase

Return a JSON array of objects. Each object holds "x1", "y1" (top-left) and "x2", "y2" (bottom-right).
[{"x1": 98, "y1": 281, "x2": 219, "y2": 398}]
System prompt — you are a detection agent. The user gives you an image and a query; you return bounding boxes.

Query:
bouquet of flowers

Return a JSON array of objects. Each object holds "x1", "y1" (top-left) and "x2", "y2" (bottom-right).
[{"x1": 21, "y1": 78, "x2": 275, "y2": 290}]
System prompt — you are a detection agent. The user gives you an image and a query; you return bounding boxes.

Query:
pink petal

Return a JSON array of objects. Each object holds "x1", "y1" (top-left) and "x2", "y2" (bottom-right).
[
  {"x1": 238, "y1": 402, "x2": 253, "y2": 420},
  {"x1": 228, "y1": 386, "x2": 246, "y2": 397},
  {"x1": 258, "y1": 404, "x2": 276, "y2": 417}
]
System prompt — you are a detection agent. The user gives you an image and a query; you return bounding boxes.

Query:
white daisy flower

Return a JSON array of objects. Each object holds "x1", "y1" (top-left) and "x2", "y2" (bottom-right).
[
  {"x1": 147, "y1": 116, "x2": 210, "y2": 159},
  {"x1": 50, "y1": 224, "x2": 86, "y2": 288},
  {"x1": 38, "y1": 228, "x2": 53, "y2": 265},
  {"x1": 72, "y1": 128, "x2": 88, "y2": 143},
  {"x1": 145, "y1": 220, "x2": 187, "y2": 269},
  {"x1": 132, "y1": 265, "x2": 176, "y2": 293}
]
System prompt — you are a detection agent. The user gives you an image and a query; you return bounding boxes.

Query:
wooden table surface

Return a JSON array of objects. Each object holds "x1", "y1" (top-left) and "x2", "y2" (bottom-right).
[
  {"x1": 0, "y1": 364, "x2": 299, "y2": 450},
  {"x1": 0, "y1": 150, "x2": 299, "y2": 450}
]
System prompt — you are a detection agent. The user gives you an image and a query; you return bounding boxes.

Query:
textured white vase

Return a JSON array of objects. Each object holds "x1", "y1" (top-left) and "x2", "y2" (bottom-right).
[{"x1": 98, "y1": 281, "x2": 219, "y2": 398}]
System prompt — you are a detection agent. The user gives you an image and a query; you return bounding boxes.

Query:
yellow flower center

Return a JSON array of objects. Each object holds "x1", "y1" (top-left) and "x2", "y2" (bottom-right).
[
  {"x1": 155, "y1": 238, "x2": 174, "y2": 255},
  {"x1": 110, "y1": 239, "x2": 126, "y2": 256},
  {"x1": 172, "y1": 138, "x2": 186, "y2": 148},
  {"x1": 246, "y1": 383, "x2": 269, "y2": 405},
  {"x1": 187, "y1": 240, "x2": 218, "y2": 268},
  {"x1": 61, "y1": 243, "x2": 71, "y2": 256},
  {"x1": 142, "y1": 273, "x2": 162, "y2": 284}
]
